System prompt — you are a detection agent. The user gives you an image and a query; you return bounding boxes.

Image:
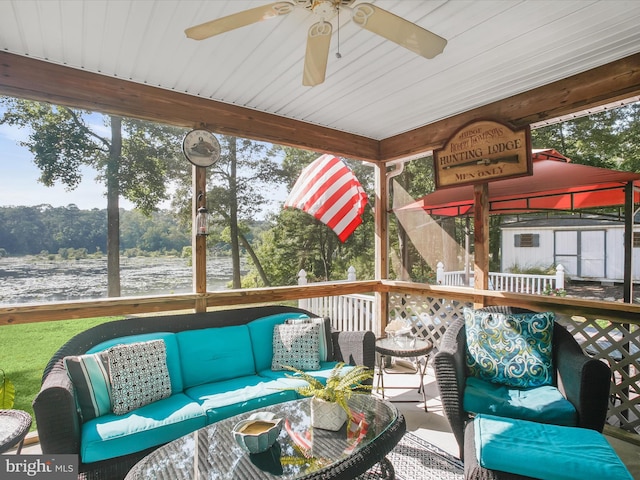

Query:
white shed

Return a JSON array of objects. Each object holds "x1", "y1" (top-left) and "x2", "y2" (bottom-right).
[{"x1": 500, "y1": 217, "x2": 640, "y2": 283}]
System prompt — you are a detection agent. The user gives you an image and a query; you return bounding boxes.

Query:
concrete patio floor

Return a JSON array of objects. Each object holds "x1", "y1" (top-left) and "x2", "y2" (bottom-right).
[{"x1": 6, "y1": 363, "x2": 640, "y2": 479}]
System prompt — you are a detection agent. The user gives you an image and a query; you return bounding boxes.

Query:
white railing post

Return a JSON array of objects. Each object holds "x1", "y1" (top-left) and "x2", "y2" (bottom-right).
[
  {"x1": 437, "y1": 261, "x2": 444, "y2": 285},
  {"x1": 298, "y1": 269, "x2": 308, "y2": 310},
  {"x1": 347, "y1": 266, "x2": 356, "y2": 281},
  {"x1": 556, "y1": 264, "x2": 565, "y2": 290}
]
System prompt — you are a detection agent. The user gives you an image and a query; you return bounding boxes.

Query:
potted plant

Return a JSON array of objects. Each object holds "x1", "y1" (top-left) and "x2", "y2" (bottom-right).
[
  {"x1": 0, "y1": 368, "x2": 15, "y2": 409},
  {"x1": 283, "y1": 362, "x2": 373, "y2": 431}
]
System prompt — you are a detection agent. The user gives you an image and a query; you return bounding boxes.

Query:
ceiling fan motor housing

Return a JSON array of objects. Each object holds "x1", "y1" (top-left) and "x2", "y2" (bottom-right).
[{"x1": 303, "y1": 0, "x2": 355, "y2": 16}]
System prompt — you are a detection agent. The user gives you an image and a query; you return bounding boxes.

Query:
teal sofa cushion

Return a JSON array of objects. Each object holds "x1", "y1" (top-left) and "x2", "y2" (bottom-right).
[
  {"x1": 475, "y1": 414, "x2": 633, "y2": 480},
  {"x1": 463, "y1": 376, "x2": 577, "y2": 426},
  {"x1": 184, "y1": 374, "x2": 297, "y2": 423},
  {"x1": 258, "y1": 361, "x2": 352, "y2": 389},
  {"x1": 246, "y1": 312, "x2": 310, "y2": 372},
  {"x1": 464, "y1": 308, "x2": 555, "y2": 388},
  {"x1": 86, "y1": 332, "x2": 183, "y2": 394},
  {"x1": 177, "y1": 325, "x2": 255, "y2": 388},
  {"x1": 80, "y1": 393, "x2": 206, "y2": 463}
]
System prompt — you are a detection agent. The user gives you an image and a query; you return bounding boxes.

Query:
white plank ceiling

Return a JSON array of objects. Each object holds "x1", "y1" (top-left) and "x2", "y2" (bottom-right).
[{"x1": 1, "y1": 0, "x2": 639, "y2": 140}]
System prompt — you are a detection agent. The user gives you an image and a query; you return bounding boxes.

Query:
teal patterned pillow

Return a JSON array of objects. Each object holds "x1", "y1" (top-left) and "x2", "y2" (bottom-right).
[
  {"x1": 464, "y1": 308, "x2": 555, "y2": 388},
  {"x1": 108, "y1": 339, "x2": 172, "y2": 415},
  {"x1": 271, "y1": 323, "x2": 321, "y2": 371}
]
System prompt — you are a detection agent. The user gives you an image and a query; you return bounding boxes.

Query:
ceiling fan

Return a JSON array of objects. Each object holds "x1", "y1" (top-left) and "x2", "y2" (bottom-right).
[{"x1": 185, "y1": 0, "x2": 447, "y2": 86}]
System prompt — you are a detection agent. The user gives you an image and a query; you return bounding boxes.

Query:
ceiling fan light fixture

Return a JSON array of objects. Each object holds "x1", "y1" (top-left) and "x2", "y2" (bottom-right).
[{"x1": 310, "y1": 0, "x2": 339, "y2": 17}]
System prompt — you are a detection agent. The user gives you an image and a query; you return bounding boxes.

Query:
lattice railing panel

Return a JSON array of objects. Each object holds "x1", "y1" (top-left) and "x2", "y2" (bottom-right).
[
  {"x1": 559, "y1": 314, "x2": 640, "y2": 434},
  {"x1": 388, "y1": 293, "x2": 472, "y2": 349},
  {"x1": 387, "y1": 294, "x2": 640, "y2": 435}
]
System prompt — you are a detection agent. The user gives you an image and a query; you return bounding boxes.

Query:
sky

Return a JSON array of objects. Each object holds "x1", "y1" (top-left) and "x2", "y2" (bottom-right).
[
  {"x1": 0, "y1": 113, "x2": 288, "y2": 216},
  {"x1": 0, "y1": 117, "x2": 139, "y2": 210}
]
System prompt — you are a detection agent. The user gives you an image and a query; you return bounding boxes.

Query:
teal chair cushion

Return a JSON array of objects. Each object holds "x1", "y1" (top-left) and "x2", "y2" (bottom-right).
[
  {"x1": 475, "y1": 414, "x2": 633, "y2": 480},
  {"x1": 463, "y1": 376, "x2": 577, "y2": 426},
  {"x1": 176, "y1": 325, "x2": 256, "y2": 388},
  {"x1": 80, "y1": 393, "x2": 206, "y2": 463}
]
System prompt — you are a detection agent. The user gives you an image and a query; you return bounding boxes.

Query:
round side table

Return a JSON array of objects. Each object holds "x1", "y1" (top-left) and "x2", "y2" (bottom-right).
[
  {"x1": 375, "y1": 336, "x2": 433, "y2": 412},
  {"x1": 0, "y1": 410, "x2": 32, "y2": 454}
]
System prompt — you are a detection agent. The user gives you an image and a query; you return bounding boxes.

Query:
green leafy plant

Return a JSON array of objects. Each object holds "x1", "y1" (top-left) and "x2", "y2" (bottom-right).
[
  {"x1": 542, "y1": 285, "x2": 567, "y2": 297},
  {"x1": 0, "y1": 369, "x2": 16, "y2": 409},
  {"x1": 282, "y1": 362, "x2": 373, "y2": 418}
]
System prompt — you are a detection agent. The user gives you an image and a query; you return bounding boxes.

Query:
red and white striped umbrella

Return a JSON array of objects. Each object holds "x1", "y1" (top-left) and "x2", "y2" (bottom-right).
[{"x1": 284, "y1": 154, "x2": 368, "y2": 242}]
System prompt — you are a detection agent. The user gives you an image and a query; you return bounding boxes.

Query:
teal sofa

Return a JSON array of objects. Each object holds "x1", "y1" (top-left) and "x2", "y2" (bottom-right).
[{"x1": 33, "y1": 305, "x2": 375, "y2": 480}]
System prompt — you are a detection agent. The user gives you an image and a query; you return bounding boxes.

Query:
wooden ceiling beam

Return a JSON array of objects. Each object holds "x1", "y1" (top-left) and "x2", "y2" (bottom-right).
[
  {"x1": 380, "y1": 53, "x2": 640, "y2": 162},
  {"x1": 0, "y1": 52, "x2": 380, "y2": 161},
  {"x1": 2, "y1": 51, "x2": 639, "y2": 164}
]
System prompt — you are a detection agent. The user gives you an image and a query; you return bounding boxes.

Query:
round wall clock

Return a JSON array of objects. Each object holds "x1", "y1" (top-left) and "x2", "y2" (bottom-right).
[{"x1": 182, "y1": 129, "x2": 221, "y2": 167}]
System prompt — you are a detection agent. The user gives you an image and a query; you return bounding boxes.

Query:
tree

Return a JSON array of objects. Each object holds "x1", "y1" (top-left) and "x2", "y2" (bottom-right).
[
  {"x1": 0, "y1": 98, "x2": 187, "y2": 296},
  {"x1": 172, "y1": 135, "x2": 284, "y2": 289},
  {"x1": 531, "y1": 103, "x2": 640, "y2": 170}
]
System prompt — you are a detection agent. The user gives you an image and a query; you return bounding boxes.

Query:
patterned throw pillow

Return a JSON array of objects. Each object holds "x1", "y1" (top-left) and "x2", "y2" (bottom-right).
[
  {"x1": 64, "y1": 351, "x2": 112, "y2": 421},
  {"x1": 464, "y1": 307, "x2": 555, "y2": 388},
  {"x1": 108, "y1": 339, "x2": 172, "y2": 415},
  {"x1": 284, "y1": 317, "x2": 333, "y2": 361},
  {"x1": 271, "y1": 323, "x2": 321, "y2": 371}
]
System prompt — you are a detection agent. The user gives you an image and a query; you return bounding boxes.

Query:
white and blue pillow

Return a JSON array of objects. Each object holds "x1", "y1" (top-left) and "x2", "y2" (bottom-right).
[
  {"x1": 65, "y1": 339, "x2": 172, "y2": 418},
  {"x1": 464, "y1": 307, "x2": 555, "y2": 388}
]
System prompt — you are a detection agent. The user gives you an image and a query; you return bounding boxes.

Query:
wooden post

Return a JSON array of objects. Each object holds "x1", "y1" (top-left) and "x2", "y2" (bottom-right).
[
  {"x1": 193, "y1": 165, "x2": 207, "y2": 312},
  {"x1": 473, "y1": 183, "x2": 489, "y2": 307},
  {"x1": 374, "y1": 161, "x2": 388, "y2": 337},
  {"x1": 624, "y1": 181, "x2": 634, "y2": 303}
]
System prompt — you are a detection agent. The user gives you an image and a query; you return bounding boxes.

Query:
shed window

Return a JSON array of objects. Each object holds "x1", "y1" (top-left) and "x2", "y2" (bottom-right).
[
  {"x1": 634, "y1": 232, "x2": 640, "y2": 248},
  {"x1": 514, "y1": 233, "x2": 539, "y2": 247}
]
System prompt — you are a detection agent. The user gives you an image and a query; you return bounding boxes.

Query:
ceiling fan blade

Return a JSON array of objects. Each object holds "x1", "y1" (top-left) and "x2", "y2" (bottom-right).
[
  {"x1": 185, "y1": 2, "x2": 294, "y2": 40},
  {"x1": 351, "y1": 3, "x2": 447, "y2": 59},
  {"x1": 302, "y1": 21, "x2": 333, "y2": 87}
]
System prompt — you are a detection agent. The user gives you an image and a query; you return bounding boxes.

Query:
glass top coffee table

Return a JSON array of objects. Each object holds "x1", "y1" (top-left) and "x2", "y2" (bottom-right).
[{"x1": 125, "y1": 395, "x2": 405, "y2": 480}]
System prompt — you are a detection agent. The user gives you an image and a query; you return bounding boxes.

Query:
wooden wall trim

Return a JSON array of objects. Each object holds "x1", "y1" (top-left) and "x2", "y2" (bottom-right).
[
  {"x1": 380, "y1": 53, "x2": 640, "y2": 161},
  {"x1": 0, "y1": 52, "x2": 379, "y2": 161}
]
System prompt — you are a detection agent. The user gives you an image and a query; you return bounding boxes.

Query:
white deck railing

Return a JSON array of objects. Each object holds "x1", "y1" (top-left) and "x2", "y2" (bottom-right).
[
  {"x1": 297, "y1": 267, "x2": 375, "y2": 332},
  {"x1": 436, "y1": 262, "x2": 565, "y2": 294}
]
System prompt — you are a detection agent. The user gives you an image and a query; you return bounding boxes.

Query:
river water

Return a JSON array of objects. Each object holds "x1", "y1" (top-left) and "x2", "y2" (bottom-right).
[{"x1": 0, "y1": 256, "x2": 239, "y2": 305}]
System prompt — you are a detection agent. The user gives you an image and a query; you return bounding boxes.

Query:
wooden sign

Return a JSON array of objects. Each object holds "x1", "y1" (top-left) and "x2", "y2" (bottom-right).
[{"x1": 434, "y1": 120, "x2": 532, "y2": 189}]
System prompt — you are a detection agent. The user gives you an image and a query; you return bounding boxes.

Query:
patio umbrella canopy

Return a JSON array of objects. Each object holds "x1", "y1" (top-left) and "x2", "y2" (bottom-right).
[{"x1": 400, "y1": 149, "x2": 640, "y2": 216}]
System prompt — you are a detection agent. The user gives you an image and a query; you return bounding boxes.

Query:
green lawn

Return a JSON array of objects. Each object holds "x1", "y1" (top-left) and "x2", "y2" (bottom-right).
[{"x1": 0, "y1": 316, "x2": 123, "y2": 431}]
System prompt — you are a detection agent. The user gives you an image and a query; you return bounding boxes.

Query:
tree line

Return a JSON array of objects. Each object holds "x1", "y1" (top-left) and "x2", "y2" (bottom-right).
[{"x1": 0, "y1": 205, "x2": 191, "y2": 257}]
